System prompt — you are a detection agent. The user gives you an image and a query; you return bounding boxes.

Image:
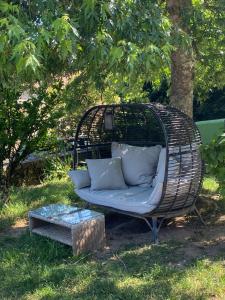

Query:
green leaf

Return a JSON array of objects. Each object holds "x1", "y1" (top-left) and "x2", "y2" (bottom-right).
[
  {"x1": 110, "y1": 47, "x2": 123, "y2": 62},
  {"x1": 82, "y1": 0, "x2": 96, "y2": 18},
  {"x1": 25, "y1": 54, "x2": 40, "y2": 72}
]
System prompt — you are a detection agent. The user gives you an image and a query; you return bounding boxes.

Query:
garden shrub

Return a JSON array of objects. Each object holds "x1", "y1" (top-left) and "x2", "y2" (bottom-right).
[{"x1": 202, "y1": 133, "x2": 225, "y2": 196}]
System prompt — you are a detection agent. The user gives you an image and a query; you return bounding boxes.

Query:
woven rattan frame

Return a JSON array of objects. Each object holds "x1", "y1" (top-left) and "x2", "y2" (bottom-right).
[{"x1": 73, "y1": 103, "x2": 204, "y2": 242}]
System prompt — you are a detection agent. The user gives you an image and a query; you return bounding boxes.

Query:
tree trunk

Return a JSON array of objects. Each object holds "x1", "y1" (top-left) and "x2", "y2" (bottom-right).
[
  {"x1": 167, "y1": 0, "x2": 194, "y2": 118},
  {"x1": 0, "y1": 166, "x2": 10, "y2": 203}
]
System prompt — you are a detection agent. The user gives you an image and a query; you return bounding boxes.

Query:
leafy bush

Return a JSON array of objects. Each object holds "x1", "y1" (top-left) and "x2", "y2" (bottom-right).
[
  {"x1": 0, "y1": 2, "x2": 78, "y2": 202},
  {"x1": 201, "y1": 134, "x2": 225, "y2": 196},
  {"x1": 44, "y1": 155, "x2": 73, "y2": 181}
]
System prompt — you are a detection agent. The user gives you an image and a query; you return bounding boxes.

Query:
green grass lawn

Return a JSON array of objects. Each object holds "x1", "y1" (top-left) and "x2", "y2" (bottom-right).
[{"x1": 1, "y1": 177, "x2": 225, "y2": 299}]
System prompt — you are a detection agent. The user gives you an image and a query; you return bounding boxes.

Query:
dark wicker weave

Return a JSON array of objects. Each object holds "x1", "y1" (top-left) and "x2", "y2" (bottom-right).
[{"x1": 73, "y1": 103, "x2": 204, "y2": 242}]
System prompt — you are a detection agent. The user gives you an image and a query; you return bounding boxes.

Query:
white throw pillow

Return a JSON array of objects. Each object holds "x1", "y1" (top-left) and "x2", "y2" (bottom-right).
[
  {"x1": 86, "y1": 157, "x2": 127, "y2": 190},
  {"x1": 68, "y1": 170, "x2": 91, "y2": 189},
  {"x1": 112, "y1": 142, "x2": 161, "y2": 186}
]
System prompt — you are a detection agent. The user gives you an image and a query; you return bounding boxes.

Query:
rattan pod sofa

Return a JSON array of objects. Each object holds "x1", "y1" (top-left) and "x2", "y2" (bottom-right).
[{"x1": 73, "y1": 103, "x2": 204, "y2": 243}]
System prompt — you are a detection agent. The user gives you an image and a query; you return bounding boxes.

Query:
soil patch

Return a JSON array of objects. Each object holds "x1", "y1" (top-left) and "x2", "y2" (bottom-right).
[{"x1": 3, "y1": 195, "x2": 225, "y2": 262}]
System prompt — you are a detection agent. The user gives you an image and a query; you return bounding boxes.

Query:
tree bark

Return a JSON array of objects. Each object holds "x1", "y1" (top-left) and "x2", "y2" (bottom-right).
[
  {"x1": 0, "y1": 166, "x2": 10, "y2": 203},
  {"x1": 167, "y1": 0, "x2": 194, "y2": 118}
]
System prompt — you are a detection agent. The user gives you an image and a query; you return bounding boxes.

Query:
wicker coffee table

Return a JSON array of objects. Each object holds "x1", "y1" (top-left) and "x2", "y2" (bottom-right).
[{"x1": 29, "y1": 204, "x2": 105, "y2": 255}]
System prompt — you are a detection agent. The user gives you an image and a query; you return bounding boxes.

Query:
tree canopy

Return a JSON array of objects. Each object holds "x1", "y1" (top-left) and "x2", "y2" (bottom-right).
[{"x1": 1, "y1": 0, "x2": 225, "y2": 201}]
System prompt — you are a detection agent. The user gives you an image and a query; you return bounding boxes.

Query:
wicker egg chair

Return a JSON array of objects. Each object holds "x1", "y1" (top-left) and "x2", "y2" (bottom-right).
[{"x1": 73, "y1": 103, "x2": 204, "y2": 243}]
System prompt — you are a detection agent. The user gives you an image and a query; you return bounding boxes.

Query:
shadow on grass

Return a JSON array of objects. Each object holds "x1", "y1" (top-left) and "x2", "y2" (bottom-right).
[
  {"x1": 1, "y1": 232, "x2": 225, "y2": 300},
  {"x1": 53, "y1": 242, "x2": 225, "y2": 300},
  {"x1": 0, "y1": 231, "x2": 94, "y2": 299},
  {"x1": 1, "y1": 176, "x2": 225, "y2": 298},
  {"x1": 0, "y1": 179, "x2": 81, "y2": 231}
]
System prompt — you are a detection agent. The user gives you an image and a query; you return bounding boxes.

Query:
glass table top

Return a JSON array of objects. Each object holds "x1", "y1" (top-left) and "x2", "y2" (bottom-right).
[{"x1": 30, "y1": 204, "x2": 103, "y2": 225}]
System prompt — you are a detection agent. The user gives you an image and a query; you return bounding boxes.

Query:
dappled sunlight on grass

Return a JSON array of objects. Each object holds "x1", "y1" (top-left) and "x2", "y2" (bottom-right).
[
  {"x1": 0, "y1": 178, "x2": 80, "y2": 230},
  {"x1": 203, "y1": 177, "x2": 225, "y2": 200},
  {"x1": 1, "y1": 227, "x2": 225, "y2": 299},
  {"x1": 1, "y1": 176, "x2": 225, "y2": 299},
  {"x1": 0, "y1": 231, "x2": 97, "y2": 299},
  {"x1": 175, "y1": 259, "x2": 225, "y2": 298},
  {"x1": 201, "y1": 176, "x2": 225, "y2": 214},
  {"x1": 1, "y1": 232, "x2": 225, "y2": 298},
  {"x1": 25, "y1": 286, "x2": 58, "y2": 300}
]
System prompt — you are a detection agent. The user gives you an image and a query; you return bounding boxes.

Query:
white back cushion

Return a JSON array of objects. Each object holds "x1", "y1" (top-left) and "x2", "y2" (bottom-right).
[{"x1": 112, "y1": 142, "x2": 161, "y2": 186}]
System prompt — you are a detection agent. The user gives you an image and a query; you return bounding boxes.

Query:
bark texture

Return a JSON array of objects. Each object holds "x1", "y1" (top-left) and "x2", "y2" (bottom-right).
[{"x1": 167, "y1": 0, "x2": 194, "y2": 118}]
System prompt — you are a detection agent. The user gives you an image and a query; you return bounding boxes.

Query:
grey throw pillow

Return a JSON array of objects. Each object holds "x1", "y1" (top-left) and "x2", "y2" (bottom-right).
[
  {"x1": 68, "y1": 170, "x2": 91, "y2": 189},
  {"x1": 86, "y1": 157, "x2": 127, "y2": 190},
  {"x1": 112, "y1": 142, "x2": 161, "y2": 186}
]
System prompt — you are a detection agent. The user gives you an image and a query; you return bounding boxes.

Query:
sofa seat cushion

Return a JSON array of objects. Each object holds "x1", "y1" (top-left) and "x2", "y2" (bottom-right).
[{"x1": 76, "y1": 186, "x2": 158, "y2": 214}]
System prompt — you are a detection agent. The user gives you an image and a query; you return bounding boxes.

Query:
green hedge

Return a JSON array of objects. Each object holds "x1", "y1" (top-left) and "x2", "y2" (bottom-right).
[{"x1": 196, "y1": 118, "x2": 225, "y2": 144}]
